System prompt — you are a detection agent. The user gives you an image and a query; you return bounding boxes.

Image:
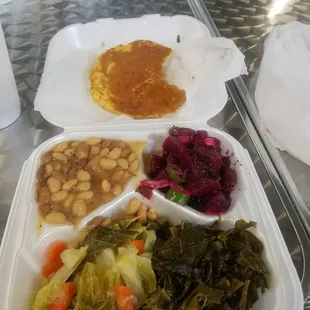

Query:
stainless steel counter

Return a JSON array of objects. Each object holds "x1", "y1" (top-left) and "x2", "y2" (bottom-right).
[
  {"x1": 0, "y1": 0, "x2": 310, "y2": 308},
  {"x1": 200, "y1": 0, "x2": 310, "y2": 242}
]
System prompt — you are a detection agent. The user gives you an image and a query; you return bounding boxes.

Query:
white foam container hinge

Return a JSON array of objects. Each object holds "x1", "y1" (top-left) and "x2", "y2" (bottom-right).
[{"x1": 0, "y1": 14, "x2": 303, "y2": 310}]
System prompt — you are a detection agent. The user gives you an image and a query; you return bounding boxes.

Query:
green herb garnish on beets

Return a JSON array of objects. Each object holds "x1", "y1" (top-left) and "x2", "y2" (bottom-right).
[
  {"x1": 165, "y1": 188, "x2": 190, "y2": 206},
  {"x1": 166, "y1": 166, "x2": 185, "y2": 184}
]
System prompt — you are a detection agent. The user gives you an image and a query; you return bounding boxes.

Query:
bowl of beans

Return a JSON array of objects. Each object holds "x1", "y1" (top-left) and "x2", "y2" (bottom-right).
[{"x1": 35, "y1": 137, "x2": 141, "y2": 225}]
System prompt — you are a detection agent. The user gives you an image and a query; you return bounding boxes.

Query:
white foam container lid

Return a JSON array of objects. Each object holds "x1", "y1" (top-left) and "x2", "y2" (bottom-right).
[
  {"x1": 34, "y1": 14, "x2": 247, "y2": 127},
  {"x1": 0, "y1": 14, "x2": 303, "y2": 310}
]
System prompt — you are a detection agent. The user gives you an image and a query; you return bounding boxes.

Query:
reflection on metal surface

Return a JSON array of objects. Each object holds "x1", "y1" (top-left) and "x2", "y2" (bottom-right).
[
  {"x1": 0, "y1": 0, "x2": 308, "y2": 307},
  {"x1": 203, "y1": 0, "x2": 310, "y2": 81},
  {"x1": 268, "y1": 0, "x2": 291, "y2": 19}
]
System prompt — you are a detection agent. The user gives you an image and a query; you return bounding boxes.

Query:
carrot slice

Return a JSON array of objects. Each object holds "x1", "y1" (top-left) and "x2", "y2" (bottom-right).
[
  {"x1": 115, "y1": 285, "x2": 137, "y2": 310},
  {"x1": 45, "y1": 241, "x2": 67, "y2": 263},
  {"x1": 48, "y1": 282, "x2": 76, "y2": 310},
  {"x1": 41, "y1": 259, "x2": 63, "y2": 278},
  {"x1": 131, "y1": 240, "x2": 144, "y2": 255}
]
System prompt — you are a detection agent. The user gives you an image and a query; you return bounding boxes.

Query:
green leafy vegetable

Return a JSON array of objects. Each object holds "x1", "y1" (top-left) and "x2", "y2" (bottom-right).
[
  {"x1": 116, "y1": 247, "x2": 156, "y2": 305},
  {"x1": 32, "y1": 282, "x2": 64, "y2": 310},
  {"x1": 83, "y1": 225, "x2": 145, "y2": 259},
  {"x1": 144, "y1": 288, "x2": 171, "y2": 309},
  {"x1": 144, "y1": 230, "x2": 157, "y2": 252},
  {"x1": 239, "y1": 280, "x2": 250, "y2": 310},
  {"x1": 95, "y1": 248, "x2": 116, "y2": 269},
  {"x1": 74, "y1": 262, "x2": 116, "y2": 310},
  {"x1": 61, "y1": 247, "x2": 88, "y2": 270},
  {"x1": 181, "y1": 284, "x2": 224, "y2": 309},
  {"x1": 145, "y1": 220, "x2": 269, "y2": 310},
  {"x1": 137, "y1": 256, "x2": 156, "y2": 297},
  {"x1": 33, "y1": 213, "x2": 269, "y2": 310}
]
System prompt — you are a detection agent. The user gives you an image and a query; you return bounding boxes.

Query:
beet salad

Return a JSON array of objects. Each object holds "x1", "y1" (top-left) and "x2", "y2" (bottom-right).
[{"x1": 137, "y1": 126, "x2": 237, "y2": 215}]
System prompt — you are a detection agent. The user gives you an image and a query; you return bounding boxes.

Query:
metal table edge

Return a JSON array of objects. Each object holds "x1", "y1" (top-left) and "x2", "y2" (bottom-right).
[{"x1": 187, "y1": 0, "x2": 310, "y2": 302}]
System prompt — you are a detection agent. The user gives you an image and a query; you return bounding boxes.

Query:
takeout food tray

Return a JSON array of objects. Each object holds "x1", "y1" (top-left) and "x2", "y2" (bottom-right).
[
  {"x1": 0, "y1": 122, "x2": 303, "y2": 309},
  {"x1": 0, "y1": 14, "x2": 303, "y2": 310}
]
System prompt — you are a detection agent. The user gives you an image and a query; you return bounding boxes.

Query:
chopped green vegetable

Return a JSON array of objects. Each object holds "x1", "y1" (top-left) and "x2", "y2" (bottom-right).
[
  {"x1": 137, "y1": 256, "x2": 156, "y2": 297},
  {"x1": 75, "y1": 262, "x2": 116, "y2": 310},
  {"x1": 239, "y1": 280, "x2": 250, "y2": 310},
  {"x1": 118, "y1": 245, "x2": 139, "y2": 256},
  {"x1": 180, "y1": 284, "x2": 224, "y2": 309},
  {"x1": 166, "y1": 166, "x2": 185, "y2": 184},
  {"x1": 32, "y1": 212, "x2": 269, "y2": 310},
  {"x1": 83, "y1": 225, "x2": 146, "y2": 260},
  {"x1": 95, "y1": 248, "x2": 116, "y2": 269},
  {"x1": 143, "y1": 230, "x2": 157, "y2": 252},
  {"x1": 32, "y1": 282, "x2": 63, "y2": 310},
  {"x1": 116, "y1": 246, "x2": 156, "y2": 305},
  {"x1": 60, "y1": 247, "x2": 88, "y2": 270},
  {"x1": 148, "y1": 220, "x2": 269, "y2": 310},
  {"x1": 165, "y1": 189, "x2": 189, "y2": 205}
]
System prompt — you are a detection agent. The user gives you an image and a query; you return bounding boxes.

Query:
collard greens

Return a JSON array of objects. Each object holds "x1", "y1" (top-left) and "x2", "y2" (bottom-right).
[{"x1": 143, "y1": 219, "x2": 269, "y2": 310}]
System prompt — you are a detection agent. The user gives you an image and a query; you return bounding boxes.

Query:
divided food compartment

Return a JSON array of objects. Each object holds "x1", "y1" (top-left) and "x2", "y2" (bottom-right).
[{"x1": 0, "y1": 122, "x2": 303, "y2": 310}]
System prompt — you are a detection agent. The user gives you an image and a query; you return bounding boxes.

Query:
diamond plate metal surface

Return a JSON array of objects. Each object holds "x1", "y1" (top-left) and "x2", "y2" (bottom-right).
[
  {"x1": 0, "y1": 0, "x2": 308, "y2": 306},
  {"x1": 204, "y1": 0, "x2": 310, "y2": 81},
  {"x1": 203, "y1": 0, "x2": 310, "y2": 219}
]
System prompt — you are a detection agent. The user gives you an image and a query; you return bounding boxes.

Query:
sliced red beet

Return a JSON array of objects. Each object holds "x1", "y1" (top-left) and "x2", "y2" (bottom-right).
[
  {"x1": 204, "y1": 204, "x2": 226, "y2": 216},
  {"x1": 141, "y1": 179, "x2": 171, "y2": 188},
  {"x1": 166, "y1": 154, "x2": 184, "y2": 177},
  {"x1": 221, "y1": 167, "x2": 237, "y2": 192},
  {"x1": 166, "y1": 153, "x2": 178, "y2": 167},
  {"x1": 203, "y1": 191, "x2": 231, "y2": 215},
  {"x1": 141, "y1": 126, "x2": 237, "y2": 215},
  {"x1": 177, "y1": 135, "x2": 192, "y2": 144},
  {"x1": 163, "y1": 136, "x2": 192, "y2": 167},
  {"x1": 169, "y1": 126, "x2": 196, "y2": 137},
  {"x1": 204, "y1": 137, "x2": 217, "y2": 147},
  {"x1": 188, "y1": 179, "x2": 222, "y2": 197},
  {"x1": 136, "y1": 185, "x2": 153, "y2": 199},
  {"x1": 150, "y1": 154, "x2": 165, "y2": 176},
  {"x1": 203, "y1": 137, "x2": 222, "y2": 153},
  {"x1": 140, "y1": 179, "x2": 191, "y2": 195},
  {"x1": 188, "y1": 196, "x2": 205, "y2": 213},
  {"x1": 191, "y1": 130, "x2": 209, "y2": 145},
  {"x1": 187, "y1": 161, "x2": 212, "y2": 184},
  {"x1": 154, "y1": 169, "x2": 170, "y2": 181},
  {"x1": 193, "y1": 145, "x2": 223, "y2": 175},
  {"x1": 169, "y1": 183, "x2": 192, "y2": 195}
]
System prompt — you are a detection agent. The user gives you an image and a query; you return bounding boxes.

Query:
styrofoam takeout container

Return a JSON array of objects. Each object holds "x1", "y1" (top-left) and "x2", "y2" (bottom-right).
[
  {"x1": 0, "y1": 15, "x2": 303, "y2": 310},
  {"x1": 0, "y1": 122, "x2": 303, "y2": 310}
]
